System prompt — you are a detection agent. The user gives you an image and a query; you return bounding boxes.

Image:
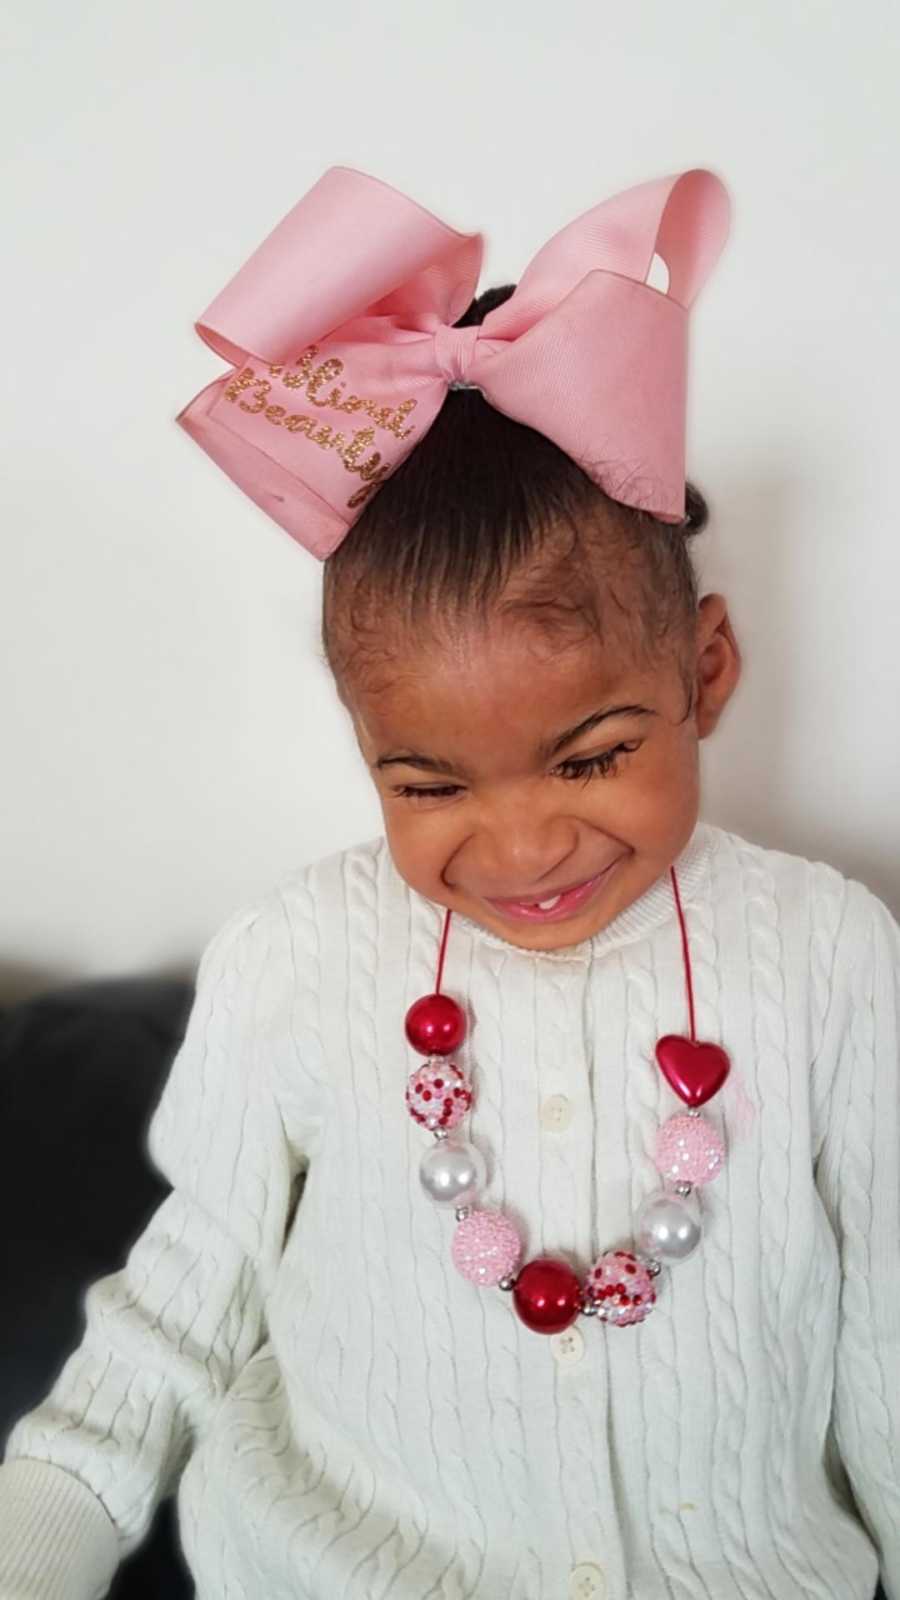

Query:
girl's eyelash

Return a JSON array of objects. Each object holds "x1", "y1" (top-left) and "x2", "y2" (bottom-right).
[
  {"x1": 555, "y1": 742, "x2": 640, "y2": 782},
  {"x1": 394, "y1": 783, "x2": 464, "y2": 801},
  {"x1": 393, "y1": 743, "x2": 640, "y2": 800}
]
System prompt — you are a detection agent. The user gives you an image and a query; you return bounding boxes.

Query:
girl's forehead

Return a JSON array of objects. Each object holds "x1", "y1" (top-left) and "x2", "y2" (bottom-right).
[
  {"x1": 350, "y1": 623, "x2": 672, "y2": 754},
  {"x1": 358, "y1": 611, "x2": 635, "y2": 693}
]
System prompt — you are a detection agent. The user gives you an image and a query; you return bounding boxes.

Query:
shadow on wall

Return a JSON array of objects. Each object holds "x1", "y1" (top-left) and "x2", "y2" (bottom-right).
[
  {"x1": 697, "y1": 464, "x2": 799, "y2": 851},
  {"x1": 697, "y1": 462, "x2": 900, "y2": 917},
  {"x1": 0, "y1": 961, "x2": 72, "y2": 1008},
  {"x1": 0, "y1": 957, "x2": 196, "y2": 1009}
]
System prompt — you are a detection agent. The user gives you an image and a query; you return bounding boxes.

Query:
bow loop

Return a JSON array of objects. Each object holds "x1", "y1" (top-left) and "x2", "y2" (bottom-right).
[
  {"x1": 192, "y1": 165, "x2": 484, "y2": 369},
  {"x1": 478, "y1": 169, "x2": 729, "y2": 342}
]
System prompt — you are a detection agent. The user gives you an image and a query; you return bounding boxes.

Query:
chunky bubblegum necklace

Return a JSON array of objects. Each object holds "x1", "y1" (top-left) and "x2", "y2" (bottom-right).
[{"x1": 404, "y1": 869, "x2": 731, "y2": 1335}]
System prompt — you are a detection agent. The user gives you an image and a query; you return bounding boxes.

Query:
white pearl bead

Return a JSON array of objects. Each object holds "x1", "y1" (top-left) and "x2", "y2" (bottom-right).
[
  {"x1": 419, "y1": 1140, "x2": 486, "y2": 1206},
  {"x1": 636, "y1": 1190, "x2": 702, "y2": 1264}
]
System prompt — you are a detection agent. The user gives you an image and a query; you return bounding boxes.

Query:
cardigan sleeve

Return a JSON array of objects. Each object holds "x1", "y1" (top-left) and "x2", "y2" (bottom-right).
[
  {"x1": 0, "y1": 894, "x2": 315, "y2": 1600},
  {"x1": 813, "y1": 877, "x2": 900, "y2": 1597}
]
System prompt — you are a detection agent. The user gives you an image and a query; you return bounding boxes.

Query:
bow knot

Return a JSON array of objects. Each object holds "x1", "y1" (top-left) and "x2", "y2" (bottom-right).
[
  {"x1": 433, "y1": 322, "x2": 482, "y2": 388},
  {"x1": 177, "y1": 164, "x2": 730, "y2": 560}
]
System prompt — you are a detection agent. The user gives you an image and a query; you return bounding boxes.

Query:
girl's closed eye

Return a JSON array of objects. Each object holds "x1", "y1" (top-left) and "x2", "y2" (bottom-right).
[
  {"x1": 392, "y1": 741, "x2": 642, "y2": 801},
  {"x1": 555, "y1": 740, "x2": 643, "y2": 783}
]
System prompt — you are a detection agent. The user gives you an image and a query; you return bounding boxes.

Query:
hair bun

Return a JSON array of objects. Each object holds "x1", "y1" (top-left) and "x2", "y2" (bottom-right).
[
  {"x1": 455, "y1": 283, "x2": 518, "y2": 328},
  {"x1": 682, "y1": 481, "x2": 708, "y2": 537}
]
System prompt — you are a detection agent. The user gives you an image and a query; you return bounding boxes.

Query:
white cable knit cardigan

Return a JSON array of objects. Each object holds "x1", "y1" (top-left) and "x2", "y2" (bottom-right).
[{"x1": 1, "y1": 821, "x2": 898, "y2": 1600}]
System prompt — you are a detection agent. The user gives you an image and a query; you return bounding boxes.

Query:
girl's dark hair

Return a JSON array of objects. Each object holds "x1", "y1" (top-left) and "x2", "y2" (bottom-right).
[{"x1": 322, "y1": 283, "x2": 708, "y2": 686}]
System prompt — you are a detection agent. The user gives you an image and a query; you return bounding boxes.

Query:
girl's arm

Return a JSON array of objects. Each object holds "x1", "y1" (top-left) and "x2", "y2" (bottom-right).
[
  {"x1": 0, "y1": 895, "x2": 315, "y2": 1600},
  {"x1": 814, "y1": 878, "x2": 900, "y2": 1595}
]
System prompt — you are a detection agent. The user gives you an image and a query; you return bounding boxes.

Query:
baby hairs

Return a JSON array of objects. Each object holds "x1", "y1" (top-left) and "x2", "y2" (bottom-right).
[{"x1": 322, "y1": 283, "x2": 709, "y2": 703}]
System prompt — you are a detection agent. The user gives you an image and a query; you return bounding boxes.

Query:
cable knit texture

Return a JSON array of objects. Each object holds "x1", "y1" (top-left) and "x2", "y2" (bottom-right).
[{"x1": 1, "y1": 821, "x2": 898, "y2": 1600}]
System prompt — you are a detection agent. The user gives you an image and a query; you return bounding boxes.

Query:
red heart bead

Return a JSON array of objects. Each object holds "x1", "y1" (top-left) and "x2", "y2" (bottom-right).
[{"x1": 655, "y1": 1035, "x2": 730, "y2": 1109}]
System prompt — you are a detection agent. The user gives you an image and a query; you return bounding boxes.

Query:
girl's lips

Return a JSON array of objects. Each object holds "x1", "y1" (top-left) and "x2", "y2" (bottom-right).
[{"x1": 484, "y1": 856, "x2": 626, "y2": 924}]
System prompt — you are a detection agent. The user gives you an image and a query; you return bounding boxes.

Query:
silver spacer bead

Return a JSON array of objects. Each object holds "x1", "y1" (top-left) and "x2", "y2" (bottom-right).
[
  {"x1": 497, "y1": 1273, "x2": 517, "y2": 1292},
  {"x1": 687, "y1": 1107, "x2": 701, "y2": 1118},
  {"x1": 455, "y1": 1204, "x2": 472, "y2": 1221},
  {"x1": 580, "y1": 1299, "x2": 599, "y2": 1318},
  {"x1": 675, "y1": 1182, "x2": 694, "y2": 1198},
  {"x1": 634, "y1": 1250, "x2": 662, "y2": 1276},
  {"x1": 433, "y1": 1127, "x2": 448, "y2": 1141}
]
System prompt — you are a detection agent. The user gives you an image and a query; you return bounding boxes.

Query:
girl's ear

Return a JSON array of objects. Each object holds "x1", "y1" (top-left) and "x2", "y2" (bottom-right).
[{"x1": 693, "y1": 593, "x2": 742, "y2": 739}]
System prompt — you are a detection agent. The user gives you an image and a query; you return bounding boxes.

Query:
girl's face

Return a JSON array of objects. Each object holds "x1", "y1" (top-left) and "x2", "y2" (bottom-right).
[{"x1": 347, "y1": 593, "x2": 740, "y2": 952}]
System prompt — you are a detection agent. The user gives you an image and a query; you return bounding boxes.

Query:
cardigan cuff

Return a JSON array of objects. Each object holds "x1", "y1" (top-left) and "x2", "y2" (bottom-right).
[{"x1": 0, "y1": 1458, "x2": 120, "y2": 1600}]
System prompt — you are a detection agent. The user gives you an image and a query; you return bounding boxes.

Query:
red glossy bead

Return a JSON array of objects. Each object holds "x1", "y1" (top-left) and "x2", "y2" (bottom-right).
[
  {"x1": 512, "y1": 1257, "x2": 583, "y2": 1335},
  {"x1": 405, "y1": 993, "x2": 467, "y2": 1056}
]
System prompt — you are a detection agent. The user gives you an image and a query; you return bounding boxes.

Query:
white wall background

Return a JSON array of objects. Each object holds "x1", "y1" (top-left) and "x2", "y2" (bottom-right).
[{"x1": 2, "y1": 0, "x2": 898, "y2": 1000}]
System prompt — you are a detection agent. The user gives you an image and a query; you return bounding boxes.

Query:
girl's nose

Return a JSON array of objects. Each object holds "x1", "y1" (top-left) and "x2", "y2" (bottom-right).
[{"x1": 462, "y1": 805, "x2": 580, "y2": 897}]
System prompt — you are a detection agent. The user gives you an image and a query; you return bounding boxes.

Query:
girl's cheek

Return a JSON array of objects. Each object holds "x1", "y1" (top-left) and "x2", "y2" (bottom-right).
[
  {"x1": 390, "y1": 804, "x2": 461, "y2": 873},
  {"x1": 381, "y1": 819, "x2": 448, "y2": 896}
]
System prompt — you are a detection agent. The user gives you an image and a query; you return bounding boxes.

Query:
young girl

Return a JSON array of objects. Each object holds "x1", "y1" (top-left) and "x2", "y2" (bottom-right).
[{"x1": 1, "y1": 166, "x2": 896, "y2": 1600}]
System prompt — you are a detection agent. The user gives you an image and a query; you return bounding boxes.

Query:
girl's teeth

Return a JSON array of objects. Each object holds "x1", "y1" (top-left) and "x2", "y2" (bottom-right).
[{"x1": 535, "y1": 894, "x2": 562, "y2": 910}]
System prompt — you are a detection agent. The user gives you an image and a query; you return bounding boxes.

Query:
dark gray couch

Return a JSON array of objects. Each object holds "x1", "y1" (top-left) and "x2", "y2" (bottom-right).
[{"x1": 0, "y1": 976, "x2": 196, "y2": 1598}]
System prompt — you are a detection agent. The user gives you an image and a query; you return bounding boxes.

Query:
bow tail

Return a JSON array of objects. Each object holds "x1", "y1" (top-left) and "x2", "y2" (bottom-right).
[
  {"x1": 176, "y1": 330, "x2": 452, "y2": 558},
  {"x1": 176, "y1": 373, "x2": 353, "y2": 558}
]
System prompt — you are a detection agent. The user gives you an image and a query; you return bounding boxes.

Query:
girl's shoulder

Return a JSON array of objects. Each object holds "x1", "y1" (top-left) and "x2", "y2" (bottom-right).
[
  {"x1": 211, "y1": 835, "x2": 403, "y2": 974},
  {"x1": 190, "y1": 836, "x2": 391, "y2": 983},
  {"x1": 272, "y1": 832, "x2": 395, "y2": 926},
  {"x1": 703, "y1": 821, "x2": 899, "y2": 977}
]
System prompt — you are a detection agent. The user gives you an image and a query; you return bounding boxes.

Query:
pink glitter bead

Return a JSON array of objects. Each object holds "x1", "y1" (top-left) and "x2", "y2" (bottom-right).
[
  {"x1": 584, "y1": 1250, "x2": 656, "y2": 1325},
  {"x1": 405, "y1": 1061, "x2": 473, "y2": 1131},
  {"x1": 655, "y1": 1112, "x2": 725, "y2": 1186},
  {"x1": 451, "y1": 1209, "x2": 522, "y2": 1286}
]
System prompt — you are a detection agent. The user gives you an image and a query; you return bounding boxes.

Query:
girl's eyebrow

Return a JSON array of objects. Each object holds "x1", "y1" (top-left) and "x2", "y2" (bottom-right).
[
  {"x1": 544, "y1": 704, "x2": 657, "y2": 757},
  {"x1": 374, "y1": 706, "x2": 656, "y2": 777},
  {"x1": 375, "y1": 752, "x2": 464, "y2": 776}
]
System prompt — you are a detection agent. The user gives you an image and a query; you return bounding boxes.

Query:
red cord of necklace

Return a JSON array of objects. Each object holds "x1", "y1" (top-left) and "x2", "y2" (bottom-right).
[{"x1": 434, "y1": 865, "x2": 697, "y2": 1045}]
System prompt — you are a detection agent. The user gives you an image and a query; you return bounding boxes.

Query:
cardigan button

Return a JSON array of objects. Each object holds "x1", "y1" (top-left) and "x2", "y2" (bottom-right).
[
  {"x1": 540, "y1": 1093, "x2": 572, "y2": 1132},
  {"x1": 569, "y1": 1562, "x2": 607, "y2": 1599},
  {"x1": 550, "y1": 1325, "x2": 585, "y2": 1365}
]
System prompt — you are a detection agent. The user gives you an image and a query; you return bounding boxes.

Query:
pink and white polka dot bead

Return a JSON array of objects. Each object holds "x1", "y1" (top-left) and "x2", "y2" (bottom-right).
[
  {"x1": 405, "y1": 1061, "x2": 473, "y2": 1131},
  {"x1": 585, "y1": 1250, "x2": 656, "y2": 1325},
  {"x1": 655, "y1": 1113, "x2": 725, "y2": 1186}
]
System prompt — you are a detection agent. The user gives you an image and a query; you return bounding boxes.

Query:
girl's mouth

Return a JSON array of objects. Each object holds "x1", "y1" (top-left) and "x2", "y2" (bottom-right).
[{"x1": 484, "y1": 857, "x2": 626, "y2": 924}]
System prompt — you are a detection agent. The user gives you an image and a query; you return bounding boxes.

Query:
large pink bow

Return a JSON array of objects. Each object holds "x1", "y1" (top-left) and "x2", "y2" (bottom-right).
[{"x1": 176, "y1": 166, "x2": 729, "y2": 560}]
